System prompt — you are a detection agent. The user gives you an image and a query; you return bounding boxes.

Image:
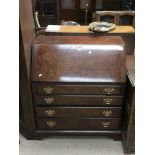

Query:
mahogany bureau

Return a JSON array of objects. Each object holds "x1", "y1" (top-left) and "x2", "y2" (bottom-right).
[{"x1": 31, "y1": 36, "x2": 126, "y2": 140}]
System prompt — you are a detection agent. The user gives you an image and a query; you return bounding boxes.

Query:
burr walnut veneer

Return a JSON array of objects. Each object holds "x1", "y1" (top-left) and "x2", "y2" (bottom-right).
[
  {"x1": 31, "y1": 35, "x2": 126, "y2": 140},
  {"x1": 45, "y1": 25, "x2": 135, "y2": 55}
]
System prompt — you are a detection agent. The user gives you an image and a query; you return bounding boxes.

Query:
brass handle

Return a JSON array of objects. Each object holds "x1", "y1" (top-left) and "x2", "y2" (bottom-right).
[
  {"x1": 43, "y1": 87, "x2": 54, "y2": 94},
  {"x1": 101, "y1": 122, "x2": 110, "y2": 128},
  {"x1": 46, "y1": 121, "x2": 56, "y2": 127},
  {"x1": 102, "y1": 110, "x2": 112, "y2": 117},
  {"x1": 45, "y1": 110, "x2": 55, "y2": 116},
  {"x1": 104, "y1": 88, "x2": 115, "y2": 94},
  {"x1": 44, "y1": 97, "x2": 54, "y2": 104},
  {"x1": 103, "y1": 98, "x2": 113, "y2": 105}
]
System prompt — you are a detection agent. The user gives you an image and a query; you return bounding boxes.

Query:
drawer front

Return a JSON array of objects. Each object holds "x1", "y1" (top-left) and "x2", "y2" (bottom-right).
[
  {"x1": 35, "y1": 95, "x2": 124, "y2": 106},
  {"x1": 37, "y1": 118, "x2": 121, "y2": 130},
  {"x1": 36, "y1": 107, "x2": 122, "y2": 118},
  {"x1": 36, "y1": 85, "x2": 124, "y2": 95}
]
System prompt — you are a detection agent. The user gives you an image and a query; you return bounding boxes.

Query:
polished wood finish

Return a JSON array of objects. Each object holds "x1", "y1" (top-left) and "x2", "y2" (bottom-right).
[
  {"x1": 32, "y1": 36, "x2": 126, "y2": 83},
  {"x1": 45, "y1": 25, "x2": 135, "y2": 34},
  {"x1": 34, "y1": 95, "x2": 124, "y2": 106},
  {"x1": 45, "y1": 25, "x2": 135, "y2": 55},
  {"x1": 122, "y1": 55, "x2": 135, "y2": 153},
  {"x1": 19, "y1": 0, "x2": 37, "y2": 138},
  {"x1": 35, "y1": 84, "x2": 125, "y2": 95},
  {"x1": 31, "y1": 36, "x2": 126, "y2": 139},
  {"x1": 20, "y1": 0, "x2": 129, "y2": 143},
  {"x1": 36, "y1": 130, "x2": 122, "y2": 137},
  {"x1": 37, "y1": 118, "x2": 122, "y2": 130},
  {"x1": 36, "y1": 107, "x2": 122, "y2": 118},
  {"x1": 20, "y1": 0, "x2": 36, "y2": 77}
]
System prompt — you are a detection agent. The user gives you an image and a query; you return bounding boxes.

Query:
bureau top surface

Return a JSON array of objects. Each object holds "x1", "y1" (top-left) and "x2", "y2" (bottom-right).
[
  {"x1": 32, "y1": 36, "x2": 126, "y2": 83},
  {"x1": 45, "y1": 25, "x2": 135, "y2": 34}
]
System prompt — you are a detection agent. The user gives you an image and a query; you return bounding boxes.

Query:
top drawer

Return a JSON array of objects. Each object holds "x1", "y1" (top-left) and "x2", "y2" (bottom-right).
[{"x1": 35, "y1": 84, "x2": 125, "y2": 95}]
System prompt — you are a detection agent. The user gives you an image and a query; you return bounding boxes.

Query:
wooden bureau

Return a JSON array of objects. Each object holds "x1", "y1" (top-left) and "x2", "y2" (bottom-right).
[{"x1": 31, "y1": 36, "x2": 126, "y2": 140}]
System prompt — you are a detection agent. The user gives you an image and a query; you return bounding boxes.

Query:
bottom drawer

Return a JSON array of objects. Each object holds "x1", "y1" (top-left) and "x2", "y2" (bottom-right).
[{"x1": 37, "y1": 118, "x2": 121, "y2": 130}]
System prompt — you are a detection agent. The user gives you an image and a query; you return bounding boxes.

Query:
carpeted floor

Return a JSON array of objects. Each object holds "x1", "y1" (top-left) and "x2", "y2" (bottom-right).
[{"x1": 19, "y1": 134, "x2": 134, "y2": 155}]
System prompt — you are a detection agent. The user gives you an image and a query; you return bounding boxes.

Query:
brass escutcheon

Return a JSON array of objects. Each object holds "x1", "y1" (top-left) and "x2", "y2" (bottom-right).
[
  {"x1": 44, "y1": 97, "x2": 54, "y2": 104},
  {"x1": 101, "y1": 122, "x2": 110, "y2": 128},
  {"x1": 45, "y1": 110, "x2": 55, "y2": 116},
  {"x1": 103, "y1": 98, "x2": 113, "y2": 105},
  {"x1": 102, "y1": 110, "x2": 112, "y2": 117},
  {"x1": 104, "y1": 88, "x2": 115, "y2": 94},
  {"x1": 43, "y1": 87, "x2": 54, "y2": 94},
  {"x1": 46, "y1": 121, "x2": 56, "y2": 127}
]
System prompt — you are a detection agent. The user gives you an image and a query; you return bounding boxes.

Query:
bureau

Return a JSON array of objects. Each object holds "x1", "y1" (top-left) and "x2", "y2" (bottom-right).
[{"x1": 31, "y1": 36, "x2": 126, "y2": 140}]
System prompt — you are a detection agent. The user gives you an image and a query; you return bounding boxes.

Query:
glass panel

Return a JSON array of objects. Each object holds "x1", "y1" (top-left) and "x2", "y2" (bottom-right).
[
  {"x1": 96, "y1": 0, "x2": 103, "y2": 10},
  {"x1": 80, "y1": 0, "x2": 90, "y2": 9},
  {"x1": 62, "y1": 0, "x2": 75, "y2": 9},
  {"x1": 44, "y1": 3, "x2": 56, "y2": 15}
]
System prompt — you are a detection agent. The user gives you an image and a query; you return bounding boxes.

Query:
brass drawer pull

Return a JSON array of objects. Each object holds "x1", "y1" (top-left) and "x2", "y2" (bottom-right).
[
  {"x1": 45, "y1": 110, "x2": 55, "y2": 116},
  {"x1": 44, "y1": 97, "x2": 54, "y2": 104},
  {"x1": 101, "y1": 122, "x2": 111, "y2": 128},
  {"x1": 43, "y1": 87, "x2": 54, "y2": 94},
  {"x1": 102, "y1": 110, "x2": 112, "y2": 117},
  {"x1": 46, "y1": 121, "x2": 56, "y2": 127},
  {"x1": 104, "y1": 88, "x2": 115, "y2": 94},
  {"x1": 103, "y1": 98, "x2": 113, "y2": 105}
]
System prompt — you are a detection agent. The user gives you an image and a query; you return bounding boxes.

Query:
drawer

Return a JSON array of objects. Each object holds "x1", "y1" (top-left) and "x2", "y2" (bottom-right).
[
  {"x1": 37, "y1": 118, "x2": 121, "y2": 130},
  {"x1": 36, "y1": 84, "x2": 125, "y2": 95},
  {"x1": 36, "y1": 107, "x2": 122, "y2": 118},
  {"x1": 35, "y1": 95, "x2": 124, "y2": 106}
]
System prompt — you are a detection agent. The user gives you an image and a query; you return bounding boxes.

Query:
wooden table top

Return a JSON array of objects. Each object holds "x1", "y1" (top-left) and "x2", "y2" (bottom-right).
[
  {"x1": 126, "y1": 55, "x2": 135, "y2": 87},
  {"x1": 45, "y1": 25, "x2": 135, "y2": 34}
]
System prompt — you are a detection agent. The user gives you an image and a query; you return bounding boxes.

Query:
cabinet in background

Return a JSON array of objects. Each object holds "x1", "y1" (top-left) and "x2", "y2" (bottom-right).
[
  {"x1": 35, "y1": 0, "x2": 59, "y2": 26},
  {"x1": 59, "y1": 0, "x2": 122, "y2": 25},
  {"x1": 34, "y1": 0, "x2": 135, "y2": 26}
]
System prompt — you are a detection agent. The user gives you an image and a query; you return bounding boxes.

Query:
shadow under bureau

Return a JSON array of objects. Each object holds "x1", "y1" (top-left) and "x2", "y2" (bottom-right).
[{"x1": 31, "y1": 36, "x2": 126, "y2": 140}]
